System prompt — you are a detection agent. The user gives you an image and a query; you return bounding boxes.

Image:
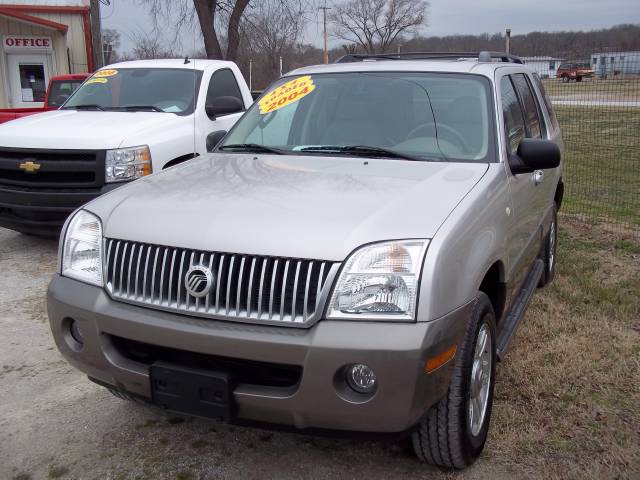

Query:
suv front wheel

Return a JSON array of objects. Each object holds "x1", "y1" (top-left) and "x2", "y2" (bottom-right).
[{"x1": 412, "y1": 292, "x2": 497, "y2": 469}]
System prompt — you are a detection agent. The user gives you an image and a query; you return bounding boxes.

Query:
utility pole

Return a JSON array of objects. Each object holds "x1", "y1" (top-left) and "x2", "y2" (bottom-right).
[
  {"x1": 319, "y1": 5, "x2": 331, "y2": 64},
  {"x1": 89, "y1": 0, "x2": 104, "y2": 70},
  {"x1": 505, "y1": 28, "x2": 511, "y2": 54}
]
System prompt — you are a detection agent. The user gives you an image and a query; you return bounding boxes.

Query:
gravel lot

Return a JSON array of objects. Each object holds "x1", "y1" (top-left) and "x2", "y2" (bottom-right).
[{"x1": 0, "y1": 227, "x2": 513, "y2": 480}]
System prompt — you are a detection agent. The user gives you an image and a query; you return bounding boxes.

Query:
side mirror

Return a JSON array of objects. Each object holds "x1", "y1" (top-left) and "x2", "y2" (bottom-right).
[
  {"x1": 509, "y1": 138, "x2": 561, "y2": 174},
  {"x1": 206, "y1": 130, "x2": 227, "y2": 152},
  {"x1": 205, "y1": 96, "x2": 244, "y2": 119}
]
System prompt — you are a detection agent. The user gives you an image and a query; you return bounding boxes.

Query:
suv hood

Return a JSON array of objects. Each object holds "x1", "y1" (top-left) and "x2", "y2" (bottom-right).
[
  {"x1": 0, "y1": 110, "x2": 186, "y2": 150},
  {"x1": 90, "y1": 154, "x2": 489, "y2": 261}
]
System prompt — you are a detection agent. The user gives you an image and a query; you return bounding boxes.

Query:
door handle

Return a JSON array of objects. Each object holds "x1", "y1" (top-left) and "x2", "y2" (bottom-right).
[{"x1": 532, "y1": 170, "x2": 544, "y2": 185}]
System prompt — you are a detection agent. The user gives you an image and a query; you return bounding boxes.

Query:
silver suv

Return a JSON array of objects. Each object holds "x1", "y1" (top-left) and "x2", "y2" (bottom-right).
[{"x1": 48, "y1": 52, "x2": 563, "y2": 469}]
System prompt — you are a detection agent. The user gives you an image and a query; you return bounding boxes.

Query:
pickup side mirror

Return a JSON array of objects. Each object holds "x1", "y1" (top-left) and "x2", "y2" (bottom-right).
[
  {"x1": 206, "y1": 130, "x2": 227, "y2": 152},
  {"x1": 509, "y1": 138, "x2": 561, "y2": 174},
  {"x1": 206, "y1": 96, "x2": 244, "y2": 119}
]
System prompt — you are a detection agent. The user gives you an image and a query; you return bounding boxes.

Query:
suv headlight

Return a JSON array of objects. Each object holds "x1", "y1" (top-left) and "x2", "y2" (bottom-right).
[
  {"x1": 105, "y1": 145, "x2": 152, "y2": 183},
  {"x1": 62, "y1": 210, "x2": 103, "y2": 286},
  {"x1": 327, "y1": 240, "x2": 429, "y2": 321}
]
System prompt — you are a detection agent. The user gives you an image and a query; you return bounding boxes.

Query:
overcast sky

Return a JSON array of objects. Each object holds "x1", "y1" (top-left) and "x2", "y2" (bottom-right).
[{"x1": 102, "y1": 0, "x2": 639, "y2": 55}]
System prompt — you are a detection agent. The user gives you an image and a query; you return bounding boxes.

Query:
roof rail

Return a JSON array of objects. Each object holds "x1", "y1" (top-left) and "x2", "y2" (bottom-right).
[{"x1": 335, "y1": 51, "x2": 523, "y2": 64}]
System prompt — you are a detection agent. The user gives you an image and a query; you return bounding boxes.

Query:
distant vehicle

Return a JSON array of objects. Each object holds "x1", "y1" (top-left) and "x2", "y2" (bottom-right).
[
  {"x1": 0, "y1": 59, "x2": 252, "y2": 235},
  {"x1": 556, "y1": 62, "x2": 594, "y2": 82},
  {"x1": 0, "y1": 73, "x2": 90, "y2": 124},
  {"x1": 48, "y1": 51, "x2": 564, "y2": 470}
]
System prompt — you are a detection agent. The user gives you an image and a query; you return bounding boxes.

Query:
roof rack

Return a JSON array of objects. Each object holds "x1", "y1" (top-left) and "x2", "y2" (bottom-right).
[{"x1": 335, "y1": 51, "x2": 524, "y2": 64}]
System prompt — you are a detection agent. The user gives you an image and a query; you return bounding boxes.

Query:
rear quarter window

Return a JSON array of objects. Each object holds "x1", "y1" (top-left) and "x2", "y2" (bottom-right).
[{"x1": 531, "y1": 73, "x2": 559, "y2": 133}]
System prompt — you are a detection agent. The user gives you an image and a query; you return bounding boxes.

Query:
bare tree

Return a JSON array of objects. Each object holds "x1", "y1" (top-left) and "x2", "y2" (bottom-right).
[
  {"x1": 329, "y1": 0, "x2": 429, "y2": 54},
  {"x1": 242, "y1": 0, "x2": 306, "y2": 80},
  {"x1": 140, "y1": 0, "x2": 251, "y2": 61},
  {"x1": 128, "y1": 31, "x2": 177, "y2": 60}
]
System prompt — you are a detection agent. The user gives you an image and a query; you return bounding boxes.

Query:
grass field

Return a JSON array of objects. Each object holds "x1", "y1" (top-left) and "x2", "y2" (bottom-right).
[
  {"x1": 554, "y1": 105, "x2": 640, "y2": 230},
  {"x1": 488, "y1": 218, "x2": 640, "y2": 479},
  {"x1": 543, "y1": 78, "x2": 640, "y2": 101}
]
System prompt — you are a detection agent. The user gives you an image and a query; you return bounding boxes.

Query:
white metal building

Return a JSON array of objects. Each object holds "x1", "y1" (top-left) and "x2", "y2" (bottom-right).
[
  {"x1": 590, "y1": 51, "x2": 640, "y2": 77},
  {"x1": 520, "y1": 56, "x2": 565, "y2": 79},
  {"x1": 0, "y1": 0, "x2": 94, "y2": 108}
]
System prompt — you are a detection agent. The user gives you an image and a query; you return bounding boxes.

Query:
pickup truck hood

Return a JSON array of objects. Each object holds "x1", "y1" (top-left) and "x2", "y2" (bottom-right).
[
  {"x1": 0, "y1": 110, "x2": 186, "y2": 150},
  {"x1": 90, "y1": 154, "x2": 489, "y2": 261}
]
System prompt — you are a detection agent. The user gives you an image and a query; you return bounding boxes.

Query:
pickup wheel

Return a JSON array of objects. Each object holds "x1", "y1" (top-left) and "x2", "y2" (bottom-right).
[
  {"x1": 538, "y1": 204, "x2": 558, "y2": 287},
  {"x1": 411, "y1": 292, "x2": 496, "y2": 469}
]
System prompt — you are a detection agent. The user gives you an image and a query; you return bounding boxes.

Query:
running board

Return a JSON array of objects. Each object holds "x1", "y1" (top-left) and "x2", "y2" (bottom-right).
[{"x1": 496, "y1": 259, "x2": 544, "y2": 360}]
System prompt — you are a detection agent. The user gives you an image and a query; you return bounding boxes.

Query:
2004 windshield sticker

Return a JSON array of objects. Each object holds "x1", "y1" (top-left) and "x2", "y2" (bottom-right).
[
  {"x1": 93, "y1": 69, "x2": 118, "y2": 78},
  {"x1": 258, "y1": 76, "x2": 315, "y2": 114}
]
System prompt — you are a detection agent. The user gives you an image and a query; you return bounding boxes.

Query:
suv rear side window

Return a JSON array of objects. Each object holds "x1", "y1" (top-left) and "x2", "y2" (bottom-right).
[
  {"x1": 531, "y1": 73, "x2": 559, "y2": 132},
  {"x1": 207, "y1": 69, "x2": 243, "y2": 106},
  {"x1": 512, "y1": 74, "x2": 542, "y2": 139},
  {"x1": 501, "y1": 76, "x2": 526, "y2": 155}
]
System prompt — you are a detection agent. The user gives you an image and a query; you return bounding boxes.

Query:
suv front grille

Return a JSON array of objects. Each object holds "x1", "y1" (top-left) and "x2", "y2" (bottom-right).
[
  {"x1": 104, "y1": 239, "x2": 338, "y2": 326},
  {"x1": 0, "y1": 148, "x2": 103, "y2": 188}
]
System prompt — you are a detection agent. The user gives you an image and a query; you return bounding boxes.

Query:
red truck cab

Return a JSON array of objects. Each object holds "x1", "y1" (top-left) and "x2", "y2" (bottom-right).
[{"x1": 0, "y1": 73, "x2": 89, "y2": 124}]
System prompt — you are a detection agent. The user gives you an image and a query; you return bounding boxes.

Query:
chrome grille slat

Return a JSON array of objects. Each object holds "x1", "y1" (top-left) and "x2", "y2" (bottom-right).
[
  {"x1": 236, "y1": 257, "x2": 246, "y2": 316},
  {"x1": 303, "y1": 261, "x2": 313, "y2": 321},
  {"x1": 291, "y1": 261, "x2": 301, "y2": 322},
  {"x1": 195, "y1": 253, "x2": 205, "y2": 311},
  {"x1": 105, "y1": 239, "x2": 335, "y2": 326},
  {"x1": 225, "y1": 255, "x2": 235, "y2": 314},
  {"x1": 167, "y1": 249, "x2": 177, "y2": 306},
  {"x1": 269, "y1": 259, "x2": 279, "y2": 320},
  {"x1": 257, "y1": 258, "x2": 267, "y2": 319},
  {"x1": 185, "y1": 252, "x2": 195, "y2": 310},
  {"x1": 216, "y1": 254, "x2": 225, "y2": 313},
  {"x1": 280, "y1": 260, "x2": 290, "y2": 320},
  {"x1": 247, "y1": 258, "x2": 257, "y2": 317}
]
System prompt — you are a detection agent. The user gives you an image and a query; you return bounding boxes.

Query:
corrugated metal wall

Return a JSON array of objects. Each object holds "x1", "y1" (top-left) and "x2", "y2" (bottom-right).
[{"x1": 0, "y1": 7, "x2": 89, "y2": 107}]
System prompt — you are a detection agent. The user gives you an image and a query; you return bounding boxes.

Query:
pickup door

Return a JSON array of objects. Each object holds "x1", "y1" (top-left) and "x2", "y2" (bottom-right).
[
  {"x1": 196, "y1": 67, "x2": 248, "y2": 149},
  {"x1": 500, "y1": 73, "x2": 550, "y2": 296}
]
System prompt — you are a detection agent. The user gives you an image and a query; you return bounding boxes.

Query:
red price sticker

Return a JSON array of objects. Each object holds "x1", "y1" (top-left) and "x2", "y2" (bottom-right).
[{"x1": 259, "y1": 76, "x2": 315, "y2": 114}]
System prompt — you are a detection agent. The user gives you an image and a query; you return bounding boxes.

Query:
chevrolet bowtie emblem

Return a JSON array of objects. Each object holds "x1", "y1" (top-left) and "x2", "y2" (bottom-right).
[{"x1": 19, "y1": 161, "x2": 41, "y2": 173}]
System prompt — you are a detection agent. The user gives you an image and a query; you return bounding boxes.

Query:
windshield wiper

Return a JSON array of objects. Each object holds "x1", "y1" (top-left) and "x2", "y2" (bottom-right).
[
  {"x1": 218, "y1": 143, "x2": 287, "y2": 155},
  {"x1": 119, "y1": 105, "x2": 164, "y2": 112},
  {"x1": 64, "y1": 104, "x2": 106, "y2": 111},
  {"x1": 300, "y1": 145, "x2": 428, "y2": 162}
]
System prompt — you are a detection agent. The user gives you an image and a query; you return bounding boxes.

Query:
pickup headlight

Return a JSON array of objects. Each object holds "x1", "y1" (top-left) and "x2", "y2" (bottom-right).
[
  {"x1": 327, "y1": 240, "x2": 429, "y2": 321},
  {"x1": 62, "y1": 210, "x2": 103, "y2": 286},
  {"x1": 105, "y1": 145, "x2": 152, "y2": 183}
]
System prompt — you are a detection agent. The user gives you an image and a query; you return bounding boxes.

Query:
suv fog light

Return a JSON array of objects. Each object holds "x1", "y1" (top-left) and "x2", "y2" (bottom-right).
[
  {"x1": 69, "y1": 319, "x2": 84, "y2": 345},
  {"x1": 346, "y1": 364, "x2": 377, "y2": 393}
]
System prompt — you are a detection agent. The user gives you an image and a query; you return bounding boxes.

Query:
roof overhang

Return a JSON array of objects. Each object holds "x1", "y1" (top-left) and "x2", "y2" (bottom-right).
[{"x1": 0, "y1": 7, "x2": 69, "y2": 33}]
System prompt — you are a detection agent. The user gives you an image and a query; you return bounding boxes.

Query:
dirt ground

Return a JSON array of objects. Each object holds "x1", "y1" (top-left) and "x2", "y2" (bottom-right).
[{"x1": 1, "y1": 220, "x2": 638, "y2": 480}]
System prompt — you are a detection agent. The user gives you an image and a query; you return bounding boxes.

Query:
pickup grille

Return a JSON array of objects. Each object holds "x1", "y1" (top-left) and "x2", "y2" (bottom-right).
[
  {"x1": 0, "y1": 148, "x2": 103, "y2": 188},
  {"x1": 104, "y1": 239, "x2": 338, "y2": 326}
]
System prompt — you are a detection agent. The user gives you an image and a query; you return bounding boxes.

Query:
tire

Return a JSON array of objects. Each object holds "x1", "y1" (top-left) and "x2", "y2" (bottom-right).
[
  {"x1": 561, "y1": 75, "x2": 569, "y2": 83},
  {"x1": 538, "y1": 204, "x2": 558, "y2": 287},
  {"x1": 576, "y1": 76, "x2": 582, "y2": 82},
  {"x1": 411, "y1": 292, "x2": 497, "y2": 469}
]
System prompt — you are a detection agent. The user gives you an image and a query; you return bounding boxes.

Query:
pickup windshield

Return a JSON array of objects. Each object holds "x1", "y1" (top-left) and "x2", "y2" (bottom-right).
[
  {"x1": 220, "y1": 72, "x2": 494, "y2": 162},
  {"x1": 63, "y1": 68, "x2": 203, "y2": 115}
]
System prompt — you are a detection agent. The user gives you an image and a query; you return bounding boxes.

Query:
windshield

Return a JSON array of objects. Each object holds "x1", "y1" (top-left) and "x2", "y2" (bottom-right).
[
  {"x1": 48, "y1": 79, "x2": 84, "y2": 107},
  {"x1": 63, "y1": 68, "x2": 203, "y2": 114},
  {"x1": 220, "y1": 72, "x2": 495, "y2": 162}
]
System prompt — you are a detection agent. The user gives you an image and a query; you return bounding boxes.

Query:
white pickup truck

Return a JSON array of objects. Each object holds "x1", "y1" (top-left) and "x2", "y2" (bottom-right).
[{"x1": 0, "y1": 59, "x2": 253, "y2": 235}]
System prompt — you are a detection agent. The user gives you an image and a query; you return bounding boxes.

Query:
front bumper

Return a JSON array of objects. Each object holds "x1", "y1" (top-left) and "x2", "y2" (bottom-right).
[
  {"x1": 0, "y1": 184, "x2": 118, "y2": 235},
  {"x1": 48, "y1": 274, "x2": 471, "y2": 433}
]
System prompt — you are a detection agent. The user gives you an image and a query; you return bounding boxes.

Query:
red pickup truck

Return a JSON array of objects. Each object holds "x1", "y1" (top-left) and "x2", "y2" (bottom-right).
[{"x1": 0, "y1": 73, "x2": 89, "y2": 124}]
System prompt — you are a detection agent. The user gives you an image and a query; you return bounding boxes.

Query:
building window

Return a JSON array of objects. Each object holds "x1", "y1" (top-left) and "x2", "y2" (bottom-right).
[
  {"x1": 593, "y1": 58, "x2": 597, "y2": 65},
  {"x1": 611, "y1": 56, "x2": 615, "y2": 63},
  {"x1": 549, "y1": 61, "x2": 555, "y2": 70}
]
